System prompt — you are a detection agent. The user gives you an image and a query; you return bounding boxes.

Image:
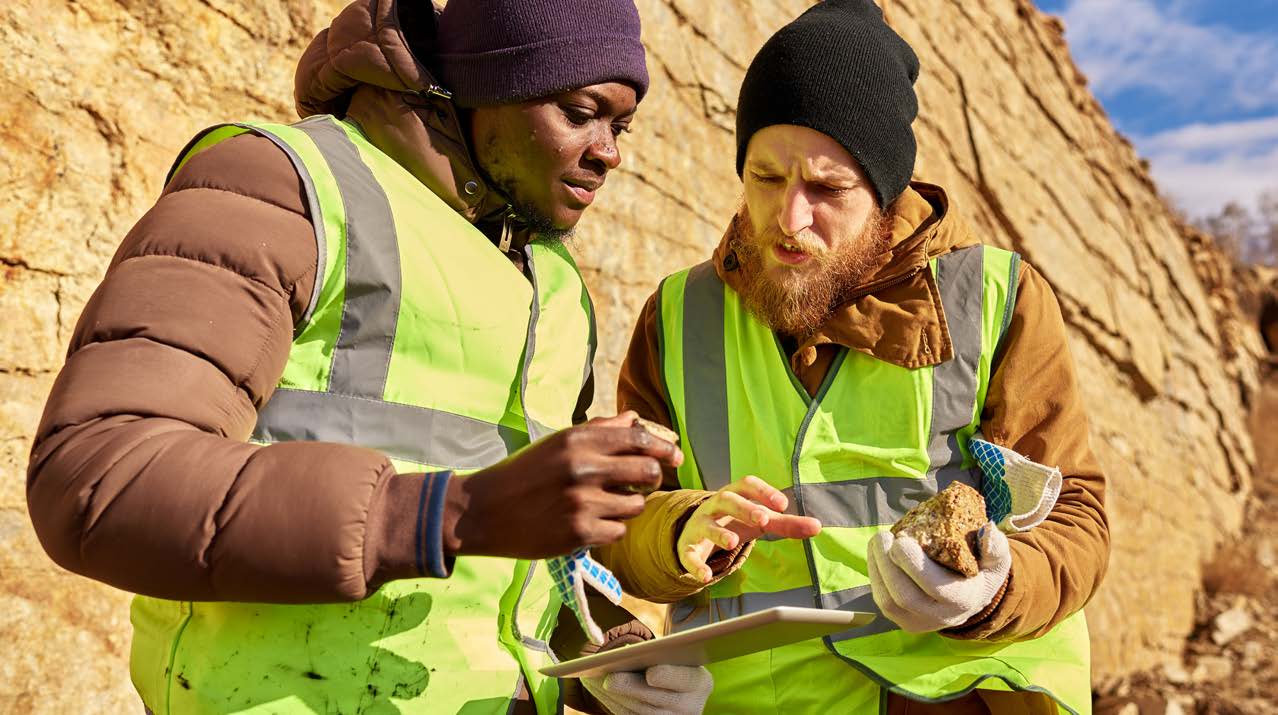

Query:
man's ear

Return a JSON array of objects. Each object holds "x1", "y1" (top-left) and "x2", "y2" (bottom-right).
[{"x1": 396, "y1": 0, "x2": 441, "y2": 67}]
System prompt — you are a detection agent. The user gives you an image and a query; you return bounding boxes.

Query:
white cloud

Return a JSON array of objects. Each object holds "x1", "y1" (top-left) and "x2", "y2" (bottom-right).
[
  {"x1": 1050, "y1": 1, "x2": 1278, "y2": 217},
  {"x1": 1140, "y1": 116, "x2": 1278, "y2": 155},
  {"x1": 1136, "y1": 115, "x2": 1278, "y2": 219},
  {"x1": 1056, "y1": 0, "x2": 1278, "y2": 113}
]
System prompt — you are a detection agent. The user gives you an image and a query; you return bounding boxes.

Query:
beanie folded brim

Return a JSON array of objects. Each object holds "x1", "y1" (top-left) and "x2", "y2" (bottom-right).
[{"x1": 436, "y1": 35, "x2": 649, "y2": 107}]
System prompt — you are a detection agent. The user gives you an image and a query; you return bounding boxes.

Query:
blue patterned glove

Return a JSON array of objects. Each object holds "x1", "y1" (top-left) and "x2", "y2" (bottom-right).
[
  {"x1": 547, "y1": 548, "x2": 624, "y2": 645},
  {"x1": 969, "y1": 438, "x2": 1014, "y2": 524},
  {"x1": 969, "y1": 435, "x2": 1062, "y2": 533}
]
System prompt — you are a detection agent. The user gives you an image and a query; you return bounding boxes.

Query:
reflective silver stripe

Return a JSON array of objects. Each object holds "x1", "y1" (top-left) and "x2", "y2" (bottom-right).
[
  {"x1": 999, "y1": 252, "x2": 1021, "y2": 345},
  {"x1": 583, "y1": 281, "x2": 597, "y2": 391},
  {"x1": 682, "y1": 262, "x2": 732, "y2": 490},
  {"x1": 671, "y1": 585, "x2": 897, "y2": 638},
  {"x1": 821, "y1": 585, "x2": 900, "y2": 641},
  {"x1": 777, "y1": 477, "x2": 939, "y2": 529},
  {"x1": 253, "y1": 388, "x2": 529, "y2": 469},
  {"x1": 296, "y1": 118, "x2": 402, "y2": 398},
  {"x1": 670, "y1": 586, "x2": 814, "y2": 631},
  {"x1": 520, "y1": 245, "x2": 551, "y2": 442},
  {"x1": 926, "y1": 246, "x2": 985, "y2": 490},
  {"x1": 521, "y1": 637, "x2": 553, "y2": 653}
]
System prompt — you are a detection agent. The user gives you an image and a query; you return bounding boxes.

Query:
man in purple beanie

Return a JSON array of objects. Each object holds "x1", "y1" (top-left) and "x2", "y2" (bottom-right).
[
  {"x1": 27, "y1": 0, "x2": 719, "y2": 713},
  {"x1": 431, "y1": 0, "x2": 651, "y2": 239}
]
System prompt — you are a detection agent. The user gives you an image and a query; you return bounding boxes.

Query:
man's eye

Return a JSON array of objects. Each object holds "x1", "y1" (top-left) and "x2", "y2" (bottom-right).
[
  {"x1": 611, "y1": 123, "x2": 632, "y2": 137},
  {"x1": 751, "y1": 172, "x2": 781, "y2": 184},
  {"x1": 563, "y1": 107, "x2": 594, "y2": 125},
  {"x1": 818, "y1": 184, "x2": 850, "y2": 196}
]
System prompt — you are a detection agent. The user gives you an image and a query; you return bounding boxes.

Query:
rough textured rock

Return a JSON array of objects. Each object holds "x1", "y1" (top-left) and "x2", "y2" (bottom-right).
[
  {"x1": 635, "y1": 416, "x2": 679, "y2": 446},
  {"x1": 891, "y1": 482, "x2": 986, "y2": 577},
  {"x1": 0, "y1": 0, "x2": 1268, "y2": 711},
  {"x1": 1211, "y1": 606, "x2": 1253, "y2": 647}
]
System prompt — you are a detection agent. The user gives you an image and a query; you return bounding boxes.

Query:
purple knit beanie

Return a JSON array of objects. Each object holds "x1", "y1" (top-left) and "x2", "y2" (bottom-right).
[{"x1": 433, "y1": 0, "x2": 649, "y2": 107}]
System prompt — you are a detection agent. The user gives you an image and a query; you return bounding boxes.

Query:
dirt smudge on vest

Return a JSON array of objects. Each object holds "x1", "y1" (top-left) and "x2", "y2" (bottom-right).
[{"x1": 358, "y1": 591, "x2": 433, "y2": 707}]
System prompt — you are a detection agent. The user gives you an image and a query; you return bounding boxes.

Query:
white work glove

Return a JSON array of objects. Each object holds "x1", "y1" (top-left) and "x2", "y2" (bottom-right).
[
  {"x1": 583, "y1": 665, "x2": 713, "y2": 715},
  {"x1": 866, "y1": 523, "x2": 1011, "y2": 633}
]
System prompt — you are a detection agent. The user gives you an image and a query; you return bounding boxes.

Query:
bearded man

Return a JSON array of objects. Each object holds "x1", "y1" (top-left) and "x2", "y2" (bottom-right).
[{"x1": 597, "y1": 1, "x2": 1109, "y2": 713}]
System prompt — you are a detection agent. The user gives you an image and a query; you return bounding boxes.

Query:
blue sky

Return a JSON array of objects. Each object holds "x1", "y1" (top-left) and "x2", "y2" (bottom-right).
[{"x1": 1033, "y1": 0, "x2": 1278, "y2": 219}]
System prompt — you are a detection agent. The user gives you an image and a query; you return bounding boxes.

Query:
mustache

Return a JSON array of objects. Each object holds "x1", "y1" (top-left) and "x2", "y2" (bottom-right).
[
  {"x1": 736, "y1": 207, "x2": 823, "y2": 251},
  {"x1": 768, "y1": 231, "x2": 824, "y2": 254},
  {"x1": 729, "y1": 212, "x2": 827, "y2": 258}
]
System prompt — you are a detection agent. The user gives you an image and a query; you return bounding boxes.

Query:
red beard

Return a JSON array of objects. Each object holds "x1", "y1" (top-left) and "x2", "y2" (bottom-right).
[{"x1": 727, "y1": 204, "x2": 890, "y2": 338}]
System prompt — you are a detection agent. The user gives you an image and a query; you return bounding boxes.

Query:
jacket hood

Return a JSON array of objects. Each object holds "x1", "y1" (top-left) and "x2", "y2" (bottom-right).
[
  {"x1": 295, "y1": 0, "x2": 437, "y2": 117},
  {"x1": 294, "y1": 0, "x2": 520, "y2": 230},
  {"x1": 714, "y1": 182, "x2": 982, "y2": 370}
]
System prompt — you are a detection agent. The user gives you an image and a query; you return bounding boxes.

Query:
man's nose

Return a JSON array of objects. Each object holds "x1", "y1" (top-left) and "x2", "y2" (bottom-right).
[
  {"x1": 584, "y1": 127, "x2": 622, "y2": 171},
  {"x1": 779, "y1": 184, "x2": 813, "y2": 236}
]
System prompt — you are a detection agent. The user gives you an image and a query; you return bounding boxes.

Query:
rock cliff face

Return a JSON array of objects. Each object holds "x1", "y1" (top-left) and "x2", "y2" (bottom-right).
[{"x1": 0, "y1": 0, "x2": 1265, "y2": 710}]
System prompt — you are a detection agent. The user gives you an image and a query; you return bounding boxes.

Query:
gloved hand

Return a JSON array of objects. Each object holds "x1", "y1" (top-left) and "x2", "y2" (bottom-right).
[
  {"x1": 583, "y1": 664, "x2": 713, "y2": 715},
  {"x1": 866, "y1": 522, "x2": 1011, "y2": 633}
]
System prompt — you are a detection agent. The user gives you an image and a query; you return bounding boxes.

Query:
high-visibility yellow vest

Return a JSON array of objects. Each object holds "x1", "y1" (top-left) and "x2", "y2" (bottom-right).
[
  {"x1": 656, "y1": 246, "x2": 1090, "y2": 714},
  {"x1": 131, "y1": 116, "x2": 594, "y2": 714}
]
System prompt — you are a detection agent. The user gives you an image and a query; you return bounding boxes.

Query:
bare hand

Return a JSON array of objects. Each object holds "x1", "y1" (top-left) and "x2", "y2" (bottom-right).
[
  {"x1": 444, "y1": 412, "x2": 684, "y2": 559},
  {"x1": 676, "y1": 476, "x2": 822, "y2": 582}
]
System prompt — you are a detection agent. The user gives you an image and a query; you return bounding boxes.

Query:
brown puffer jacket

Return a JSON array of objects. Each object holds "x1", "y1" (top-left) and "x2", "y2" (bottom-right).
[{"x1": 26, "y1": 0, "x2": 585, "y2": 603}]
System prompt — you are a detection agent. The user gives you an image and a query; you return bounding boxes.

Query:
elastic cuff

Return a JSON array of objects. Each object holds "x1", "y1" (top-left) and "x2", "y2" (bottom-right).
[
  {"x1": 416, "y1": 471, "x2": 455, "y2": 578},
  {"x1": 671, "y1": 501, "x2": 749, "y2": 576},
  {"x1": 942, "y1": 566, "x2": 1012, "y2": 639}
]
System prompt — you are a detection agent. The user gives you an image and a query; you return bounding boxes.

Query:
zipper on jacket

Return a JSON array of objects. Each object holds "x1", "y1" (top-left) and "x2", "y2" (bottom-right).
[
  {"x1": 499, "y1": 206, "x2": 518, "y2": 253},
  {"x1": 422, "y1": 83, "x2": 452, "y2": 100},
  {"x1": 841, "y1": 264, "x2": 924, "y2": 305}
]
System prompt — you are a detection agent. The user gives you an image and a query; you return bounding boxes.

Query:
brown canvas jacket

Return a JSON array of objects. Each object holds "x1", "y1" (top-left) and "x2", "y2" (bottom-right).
[
  {"x1": 26, "y1": 0, "x2": 588, "y2": 603},
  {"x1": 607, "y1": 183, "x2": 1110, "y2": 642}
]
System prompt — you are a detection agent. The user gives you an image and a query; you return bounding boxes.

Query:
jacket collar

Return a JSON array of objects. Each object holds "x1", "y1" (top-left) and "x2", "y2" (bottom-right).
[
  {"x1": 713, "y1": 182, "x2": 980, "y2": 370},
  {"x1": 294, "y1": 0, "x2": 534, "y2": 250}
]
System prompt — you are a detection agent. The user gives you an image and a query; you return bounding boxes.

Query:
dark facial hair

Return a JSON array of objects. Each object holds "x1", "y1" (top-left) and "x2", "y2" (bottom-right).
[{"x1": 474, "y1": 133, "x2": 573, "y2": 244}]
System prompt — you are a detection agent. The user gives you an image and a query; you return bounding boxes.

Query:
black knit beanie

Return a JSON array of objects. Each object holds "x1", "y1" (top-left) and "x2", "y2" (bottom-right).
[{"x1": 736, "y1": 0, "x2": 920, "y2": 208}]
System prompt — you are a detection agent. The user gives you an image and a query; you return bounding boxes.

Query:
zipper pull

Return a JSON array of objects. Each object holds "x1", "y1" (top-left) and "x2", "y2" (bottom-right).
[
  {"x1": 499, "y1": 207, "x2": 518, "y2": 253},
  {"x1": 423, "y1": 83, "x2": 453, "y2": 101}
]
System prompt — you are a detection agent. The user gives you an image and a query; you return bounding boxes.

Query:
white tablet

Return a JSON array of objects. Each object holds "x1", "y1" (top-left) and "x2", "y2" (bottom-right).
[{"x1": 540, "y1": 606, "x2": 875, "y2": 678}]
